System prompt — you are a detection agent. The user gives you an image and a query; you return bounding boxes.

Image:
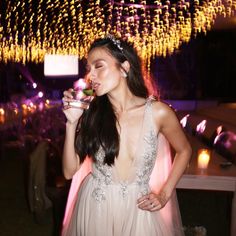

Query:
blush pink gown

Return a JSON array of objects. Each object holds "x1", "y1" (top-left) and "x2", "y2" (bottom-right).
[{"x1": 62, "y1": 98, "x2": 184, "y2": 236}]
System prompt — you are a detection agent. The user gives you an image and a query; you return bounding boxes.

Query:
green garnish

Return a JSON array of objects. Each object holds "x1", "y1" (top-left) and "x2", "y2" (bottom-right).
[{"x1": 83, "y1": 89, "x2": 94, "y2": 96}]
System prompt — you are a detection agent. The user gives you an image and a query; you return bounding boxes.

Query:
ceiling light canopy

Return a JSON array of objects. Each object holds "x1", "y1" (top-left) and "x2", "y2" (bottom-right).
[{"x1": 0, "y1": 0, "x2": 235, "y2": 68}]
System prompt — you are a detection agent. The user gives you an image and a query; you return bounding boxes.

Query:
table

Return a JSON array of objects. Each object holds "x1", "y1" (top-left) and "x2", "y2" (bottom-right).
[{"x1": 176, "y1": 135, "x2": 236, "y2": 236}]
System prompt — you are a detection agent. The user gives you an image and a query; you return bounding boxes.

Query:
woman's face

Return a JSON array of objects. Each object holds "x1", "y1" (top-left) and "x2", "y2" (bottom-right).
[{"x1": 86, "y1": 47, "x2": 124, "y2": 96}]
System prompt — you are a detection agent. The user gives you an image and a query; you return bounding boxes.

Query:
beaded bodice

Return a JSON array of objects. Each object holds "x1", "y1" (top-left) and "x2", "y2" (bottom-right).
[{"x1": 91, "y1": 97, "x2": 158, "y2": 201}]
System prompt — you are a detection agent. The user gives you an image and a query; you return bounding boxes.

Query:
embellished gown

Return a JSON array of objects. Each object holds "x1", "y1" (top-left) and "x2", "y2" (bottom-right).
[{"x1": 62, "y1": 98, "x2": 184, "y2": 236}]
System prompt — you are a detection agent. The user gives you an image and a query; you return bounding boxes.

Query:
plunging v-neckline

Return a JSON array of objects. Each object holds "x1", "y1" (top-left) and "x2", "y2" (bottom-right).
[{"x1": 114, "y1": 99, "x2": 149, "y2": 181}]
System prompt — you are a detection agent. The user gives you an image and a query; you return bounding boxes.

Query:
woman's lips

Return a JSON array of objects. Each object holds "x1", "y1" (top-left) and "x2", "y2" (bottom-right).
[{"x1": 92, "y1": 82, "x2": 100, "y2": 90}]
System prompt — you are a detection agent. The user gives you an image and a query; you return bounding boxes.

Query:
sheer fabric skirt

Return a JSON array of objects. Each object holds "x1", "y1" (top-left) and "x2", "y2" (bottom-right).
[
  {"x1": 62, "y1": 133, "x2": 184, "y2": 236},
  {"x1": 64, "y1": 174, "x2": 174, "y2": 236}
]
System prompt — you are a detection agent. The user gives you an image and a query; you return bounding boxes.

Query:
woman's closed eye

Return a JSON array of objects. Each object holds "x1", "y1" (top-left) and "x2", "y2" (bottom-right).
[{"x1": 95, "y1": 64, "x2": 103, "y2": 69}]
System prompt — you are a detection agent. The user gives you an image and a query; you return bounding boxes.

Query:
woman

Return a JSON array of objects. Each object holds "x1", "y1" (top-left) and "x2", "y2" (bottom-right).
[{"x1": 62, "y1": 35, "x2": 192, "y2": 236}]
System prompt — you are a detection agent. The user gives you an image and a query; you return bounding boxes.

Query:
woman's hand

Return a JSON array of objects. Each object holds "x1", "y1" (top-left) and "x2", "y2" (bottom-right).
[
  {"x1": 137, "y1": 191, "x2": 169, "y2": 212},
  {"x1": 62, "y1": 88, "x2": 84, "y2": 124}
]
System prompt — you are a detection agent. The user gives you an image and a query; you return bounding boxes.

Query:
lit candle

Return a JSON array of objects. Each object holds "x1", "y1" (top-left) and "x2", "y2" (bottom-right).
[{"x1": 197, "y1": 149, "x2": 211, "y2": 169}]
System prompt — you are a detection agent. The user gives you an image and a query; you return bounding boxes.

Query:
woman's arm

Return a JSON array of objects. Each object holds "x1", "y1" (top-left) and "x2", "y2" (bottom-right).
[
  {"x1": 138, "y1": 101, "x2": 192, "y2": 211},
  {"x1": 156, "y1": 102, "x2": 192, "y2": 198},
  {"x1": 62, "y1": 90, "x2": 84, "y2": 179},
  {"x1": 62, "y1": 121, "x2": 81, "y2": 179}
]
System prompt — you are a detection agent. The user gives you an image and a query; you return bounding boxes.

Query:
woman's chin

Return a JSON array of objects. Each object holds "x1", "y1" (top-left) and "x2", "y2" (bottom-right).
[{"x1": 94, "y1": 90, "x2": 104, "y2": 97}]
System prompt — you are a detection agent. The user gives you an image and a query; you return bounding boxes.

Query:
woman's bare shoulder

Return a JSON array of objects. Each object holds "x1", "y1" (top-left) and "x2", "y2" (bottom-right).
[{"x1": 151, "y1": 100, "x2": 176, "y2": 119}]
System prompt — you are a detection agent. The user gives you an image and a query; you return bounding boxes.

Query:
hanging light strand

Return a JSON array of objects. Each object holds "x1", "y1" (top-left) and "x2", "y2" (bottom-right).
[{"x1": 0, "y1": 0, "x2": 235, "y2": 67}]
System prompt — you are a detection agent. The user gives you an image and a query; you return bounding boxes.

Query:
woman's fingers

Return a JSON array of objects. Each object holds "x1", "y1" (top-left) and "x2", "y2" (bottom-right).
[
  {"x1": 82, "y1": 95, "x2": 94, "y2": 102},
  {"x1": 137, "y1": 200, "x2": 162, "y2": 211},
  {"x1": 62, "y1": 103, "x2": 72, "y2": 110},
  {"x1": 62, "y1": 88, "x2": 75, "y2": 109},
  {"x1": 63, "y1": 89, "x2": 74, "y2": 99},
  {"x1": 62, "y1": 99, "x2": 72, "y2": 109},
  {"x1": 137, "y1": 194, "x2": 160, "y2": 211},
  {"x1": 137, "y1": 192, "x2": 168, "y2": 212}
]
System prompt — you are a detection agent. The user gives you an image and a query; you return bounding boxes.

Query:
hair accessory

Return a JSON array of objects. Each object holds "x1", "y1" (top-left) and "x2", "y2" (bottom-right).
[{"x1": 105, "y1": 34, "x2": 124, "y2": 53}]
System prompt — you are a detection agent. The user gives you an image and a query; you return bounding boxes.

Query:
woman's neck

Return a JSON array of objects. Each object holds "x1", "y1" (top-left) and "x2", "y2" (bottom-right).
[{"x1": 107, "y1": 90, "x2": 145, "y2": 113}]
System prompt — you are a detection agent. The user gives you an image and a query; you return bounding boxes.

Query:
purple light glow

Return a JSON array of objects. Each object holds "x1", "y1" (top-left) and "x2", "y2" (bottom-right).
[
  {"x1": 32, "y1": 83, "x2": 37, "y2": 89},
  {"x1": 38, "y1": 102, "x2": 44, "y2": 111},
  {"x1": 38, "y1": 91, "x2": 44, "y2": 98}
]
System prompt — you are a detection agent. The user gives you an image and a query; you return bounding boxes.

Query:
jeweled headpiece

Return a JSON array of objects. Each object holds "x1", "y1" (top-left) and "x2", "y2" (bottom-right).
[{"x1": 105, "y1": 34, "x2": 124, "y2": 53}]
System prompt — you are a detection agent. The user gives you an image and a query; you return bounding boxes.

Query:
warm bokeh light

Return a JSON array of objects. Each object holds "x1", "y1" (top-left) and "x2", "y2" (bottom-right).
[
  {"x1": 13, "y1": 108, "x2": 18, "y2": 115},
  {"x1": 0, "y1": 0, "x2": 235, "y2": 68},
  {"x1": 0, "y1": 108, "x2": 5, "y2": 115},
  {"x1": 0, "y1": 98, "x2": 61, "y2": 126}
]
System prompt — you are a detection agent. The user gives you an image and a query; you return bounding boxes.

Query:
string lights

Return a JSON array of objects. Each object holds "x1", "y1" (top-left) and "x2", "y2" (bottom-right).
[{"x1": 0, "y1": 0, "x2": 235, "y2": 68}]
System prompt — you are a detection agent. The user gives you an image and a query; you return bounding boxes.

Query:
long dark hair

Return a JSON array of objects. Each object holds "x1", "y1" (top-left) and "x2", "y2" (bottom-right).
[{"x1": 75, "y1": 37, "x2": 149, "y2": 165}]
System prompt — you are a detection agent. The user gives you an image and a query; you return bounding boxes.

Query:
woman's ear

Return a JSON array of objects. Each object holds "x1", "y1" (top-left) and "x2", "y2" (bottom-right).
[{"x1": 121, "y1": 60, "x2": 130, "y2": 77}]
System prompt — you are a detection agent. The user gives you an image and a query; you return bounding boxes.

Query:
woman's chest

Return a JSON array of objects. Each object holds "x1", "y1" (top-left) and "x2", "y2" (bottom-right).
[{"x1": 116, "y1": 110, "x2": 145, "y2": 162}]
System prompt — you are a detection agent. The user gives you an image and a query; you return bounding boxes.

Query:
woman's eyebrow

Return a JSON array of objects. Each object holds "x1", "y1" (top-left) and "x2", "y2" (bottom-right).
[{"x1": 90, "y1": 59, "x2": 106, "y2": 65}]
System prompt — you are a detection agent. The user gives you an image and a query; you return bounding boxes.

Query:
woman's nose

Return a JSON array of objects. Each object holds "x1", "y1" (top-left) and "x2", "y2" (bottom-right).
[{"x1": 88, "y1": 70, "x2": 96, "y2": 82}]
